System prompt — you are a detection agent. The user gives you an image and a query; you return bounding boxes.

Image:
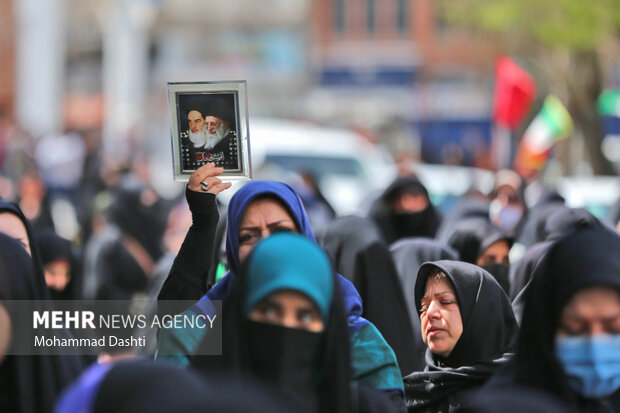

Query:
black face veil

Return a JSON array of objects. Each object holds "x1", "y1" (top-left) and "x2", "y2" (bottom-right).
[{"x1": 192, "y1": 243, "x2": 352, "y2": 413}]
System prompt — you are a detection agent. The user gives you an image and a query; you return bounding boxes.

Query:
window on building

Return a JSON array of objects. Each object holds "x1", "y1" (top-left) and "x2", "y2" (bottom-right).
[
  {"x1": 367, "y1": 0, "x2": 375, "y2": 34},
  {"x1": 397, "y1": 0, "x2": 409, "y2": 33},
  {"x1": 334, "y1": 0, "x2": 346, "y2": 34}
]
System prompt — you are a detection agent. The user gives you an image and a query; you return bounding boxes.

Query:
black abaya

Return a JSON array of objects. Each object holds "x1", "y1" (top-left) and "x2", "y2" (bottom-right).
[
  {"x1": 504, "y1": 223, "x2": 620, "y2": 411},
  {"x1": 0, "y1": 234, "x2": 84, "y2": 413},
  {"x1": 321, "y1": 215, "x2": 418, "y2": 376}
]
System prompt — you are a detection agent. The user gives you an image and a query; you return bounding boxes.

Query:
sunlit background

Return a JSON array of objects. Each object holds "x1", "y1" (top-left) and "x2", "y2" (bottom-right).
[{"x1": 1, "y1": 0, "x2": 620, "y2": 232}]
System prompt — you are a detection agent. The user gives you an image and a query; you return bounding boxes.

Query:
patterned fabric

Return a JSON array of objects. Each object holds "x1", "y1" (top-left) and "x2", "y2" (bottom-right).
[{"x1": 180, "y1": 130, "x2": 240, "y2": 171}]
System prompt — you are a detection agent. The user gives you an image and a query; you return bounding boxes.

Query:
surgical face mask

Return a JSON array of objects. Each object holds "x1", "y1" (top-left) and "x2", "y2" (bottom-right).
[
  {"x1": 555, "y1": 334, "x2": 620, "y2": 399},
  {"x1": 489, "y1": 200, "x2": 523, "y2": 232}
]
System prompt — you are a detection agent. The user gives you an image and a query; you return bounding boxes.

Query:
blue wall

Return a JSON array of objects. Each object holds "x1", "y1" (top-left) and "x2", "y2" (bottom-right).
[{"x1": 414, "y1": 117, "x2": 493, "y2": 165}]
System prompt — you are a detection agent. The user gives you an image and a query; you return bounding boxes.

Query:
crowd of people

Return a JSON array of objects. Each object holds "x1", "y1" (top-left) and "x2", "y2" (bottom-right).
[{"x1": 0, "y1": 123, "x2": 619, "y2": 412}]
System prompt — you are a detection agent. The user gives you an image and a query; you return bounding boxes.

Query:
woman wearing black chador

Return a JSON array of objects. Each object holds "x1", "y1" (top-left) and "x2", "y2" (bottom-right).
[{"x1": 404, "y1": 261, "x2": 517, "y2": 412}]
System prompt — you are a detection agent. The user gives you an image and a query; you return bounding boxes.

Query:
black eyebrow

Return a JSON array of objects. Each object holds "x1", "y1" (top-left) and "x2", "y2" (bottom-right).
[
  {"x1": 258, "y1": 297, "x2": 282, "y2": 309},
  {"x1": 239, "y1": 219, "x2": 294, "y2": 232},
  {"x1": 266, "y1": 220, "x2": 295, "y2": 228}
]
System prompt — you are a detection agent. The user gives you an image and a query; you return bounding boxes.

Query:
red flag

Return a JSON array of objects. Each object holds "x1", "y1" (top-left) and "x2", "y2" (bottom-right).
[{"x1": 492, "y1": 56, "x2": 537, "y2": 130}]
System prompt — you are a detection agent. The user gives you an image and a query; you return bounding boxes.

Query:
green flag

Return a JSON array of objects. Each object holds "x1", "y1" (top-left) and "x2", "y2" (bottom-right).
[{"x1": 598, "y1": 90, "x2": 620, "y2": 117}]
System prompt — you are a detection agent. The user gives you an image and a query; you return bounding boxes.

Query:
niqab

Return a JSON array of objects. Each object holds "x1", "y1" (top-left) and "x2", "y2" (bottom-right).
[
  {"x1": 194, "y1": 233, "x2": 352, "y2": 413},
  {"x1": 368, "y1": 177, "x2": 441, "y2": 244}
]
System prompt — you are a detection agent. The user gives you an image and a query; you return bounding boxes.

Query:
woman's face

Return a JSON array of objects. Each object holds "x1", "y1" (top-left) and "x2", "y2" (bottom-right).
[
  {"x1": 557, "y1": 286, "x2": 620, "y2": 337},
  {"x1": 249, "y1": 290, "x2": 324, "y2": 332},
  {"x1": 477, "y1": 240, "x2": 510, "y2": 266},
  {"x1": 44, "y1": 260, "x2": 71, "y2": 291},
  {"x1": 420, "y1": 277, "x2": 463, "y2": 358},
  {"x1": 393, "y1": 192, "x2": 428, "y2": 213},
  {"x1": 0, "y1": 213, "x2": 30, "y2": 255},
  {"x1": 238, "y1": 198, "x2": 298, "y2": 262}
]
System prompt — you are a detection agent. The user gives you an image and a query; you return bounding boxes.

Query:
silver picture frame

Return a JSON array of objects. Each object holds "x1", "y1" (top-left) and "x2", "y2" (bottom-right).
[{"x1": 167, "y1": 80, "x2": 251, "y2": 182}]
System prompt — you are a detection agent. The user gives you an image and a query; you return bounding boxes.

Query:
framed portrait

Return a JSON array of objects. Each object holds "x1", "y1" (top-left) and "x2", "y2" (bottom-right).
[{"x1": 167, "y1": 80, "x2": 251, "y2": 182}]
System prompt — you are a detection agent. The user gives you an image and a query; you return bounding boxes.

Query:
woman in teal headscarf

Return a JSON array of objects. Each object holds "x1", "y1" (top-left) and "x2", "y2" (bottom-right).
[{"x1": 193, "y1": 232, "x2": 404, "y2": 413}]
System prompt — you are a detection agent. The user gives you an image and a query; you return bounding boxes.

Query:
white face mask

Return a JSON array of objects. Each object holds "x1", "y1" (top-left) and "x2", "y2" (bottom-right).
[{"x1": 489, "y1": 199, "x2": 523, "y2": 232}]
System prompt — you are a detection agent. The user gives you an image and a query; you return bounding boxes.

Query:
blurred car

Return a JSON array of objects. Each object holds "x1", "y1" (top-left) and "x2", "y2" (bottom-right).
[
  {"x1": 218, "y1": 118, "x2": 398, "y2": 216},
  {"x1": 410, "y1": 164, "x2": 619, "y2": 221},
  {"x1": 407, "y1": 163, "x2": 495, "y2": 214}
]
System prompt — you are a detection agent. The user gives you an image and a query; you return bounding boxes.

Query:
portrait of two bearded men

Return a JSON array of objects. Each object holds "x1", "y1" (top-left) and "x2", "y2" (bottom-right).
[{"x1": 178, "y1": 95, "x2": 240, "y2": 171}]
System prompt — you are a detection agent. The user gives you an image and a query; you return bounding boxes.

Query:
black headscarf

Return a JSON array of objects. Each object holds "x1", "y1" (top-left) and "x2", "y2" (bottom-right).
[
  {"x1": 106, "y1": 177, "x2": 169, "y2": 263},
  {"x1": 459, "y1": 385, "x2": 575, "y2": 413},
  {"x1": 607, "y1": 195, "x2": 620, "y2": 229},
  {"x1": 56, "y1": 359, "x2": 294, "y2": 413},
  {"x1": 446, "y1": 220, "x2": 511, "y2": 266},
  {"x1": 514, "y1": 187, "x2": 564, "y2": 247},
  {"x1": 389, "y1": 238, "x2": 458, "y2": 374},
  {"x1": 35, "y1": 228, "x2": 72, "y2": 265},
  {"x1": 368, "y1": 177, "x2": 442, "y2": 244},
  {"x1": 509, "y1": 208, "x2": 599, "y2": 317},
  {"x1": 508, "y1": 223, "x2": 620, "y2": 409},
  {"x1": 320, "y1": 215, "x2": 417, "y2": 376},
  {"x1": 508, "y1": 241, "x2": 550, "y2": 308},
  {"x1": 0, "y1": 233, "x2": 84, "y2": 413},
  {"x1": 97, "y1": 177, "x2": 170, "y2": 299},
  {"x1": 539, "y1": 207, "x2": 599, "y2": 243},
  {"x1": 35, "y1": 228, "x2": 78, "y2": 300},
  {"x1": 404, "y1": 261, "x2": 517, "y2": 412},
  {"x1": 435, "y1": 198, "x2": 490, "y2": 245},
  {"x1": 0, "y1": 200, "x2": 48, "y2": 299},
  {"x1": 446, "y1": 220, "x2": 512, "y2": 292},
  {"x1": 193, "y1": 236, "x2": 352, "y2": 413}
]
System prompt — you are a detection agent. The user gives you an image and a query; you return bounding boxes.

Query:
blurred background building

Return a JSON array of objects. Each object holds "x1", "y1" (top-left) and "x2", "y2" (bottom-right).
[{"x1": 2, "y1": 0, "x2": 620, "y2": 196}]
